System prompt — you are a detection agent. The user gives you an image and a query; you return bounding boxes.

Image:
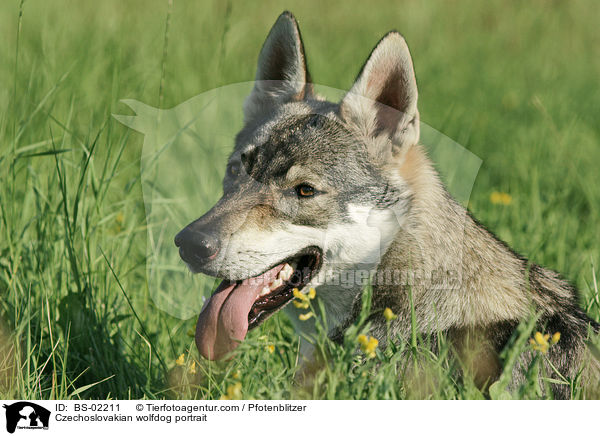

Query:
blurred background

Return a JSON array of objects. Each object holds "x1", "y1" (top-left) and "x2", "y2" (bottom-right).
[{"x1": 0, "y1": 0, "x2": 598, "y2": 399}]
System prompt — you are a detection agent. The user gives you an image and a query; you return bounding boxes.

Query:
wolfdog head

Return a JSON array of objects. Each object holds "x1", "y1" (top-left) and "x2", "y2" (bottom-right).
[{"x1": 175, "y1": 11, "x2": 421, "y2": 360}]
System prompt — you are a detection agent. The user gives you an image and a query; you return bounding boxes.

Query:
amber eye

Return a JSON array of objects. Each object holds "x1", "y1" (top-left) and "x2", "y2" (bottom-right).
[
  {"x1": 295, "y1": 184, "x2": 315, "y2": 198},
  {"x1": 227, "y1": 162, "x2": 240, "y2": 177}
]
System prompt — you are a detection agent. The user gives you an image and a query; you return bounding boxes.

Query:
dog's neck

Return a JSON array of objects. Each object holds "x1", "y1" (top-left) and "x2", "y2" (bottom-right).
[{"x1": 376, "y1": 144, "x2": 532, "y2": 335}]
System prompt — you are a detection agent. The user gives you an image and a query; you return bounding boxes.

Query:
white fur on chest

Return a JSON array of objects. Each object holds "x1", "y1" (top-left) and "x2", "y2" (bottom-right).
[{"x1": 286, "y1": 204, "x2": 404, "y2": 343}]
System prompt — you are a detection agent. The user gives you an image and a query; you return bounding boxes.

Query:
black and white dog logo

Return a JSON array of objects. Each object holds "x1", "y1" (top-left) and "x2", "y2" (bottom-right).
[{"x1": 3, "y1": 402, "x2": 50, "y2": 433}]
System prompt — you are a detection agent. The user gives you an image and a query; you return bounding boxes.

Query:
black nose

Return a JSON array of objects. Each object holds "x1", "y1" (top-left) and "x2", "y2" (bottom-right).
[{"x1": 174, "y1": 227, "x2": 220, "y2": 265}]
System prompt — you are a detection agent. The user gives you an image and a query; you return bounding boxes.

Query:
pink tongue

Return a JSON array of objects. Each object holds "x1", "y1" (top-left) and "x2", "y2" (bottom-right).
[{"x1": 195, "y1": 264, "x2": 285, "y2": 360}]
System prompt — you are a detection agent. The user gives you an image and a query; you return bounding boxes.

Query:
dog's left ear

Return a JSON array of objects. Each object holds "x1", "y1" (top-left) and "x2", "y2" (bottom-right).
[
  {"x1": 340, "y1": 32, "x2": 419, "y2": 151},
  {"x1": 243, "y1": 11, "x2": 312, "y2": 122}
]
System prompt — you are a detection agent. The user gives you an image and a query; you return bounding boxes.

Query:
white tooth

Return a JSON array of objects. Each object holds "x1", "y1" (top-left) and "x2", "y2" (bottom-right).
[
  {"x1": 280, "y1": 263, "x2": 293, "y2": 280},
  {"x1": 260, "y1": 287, "x2": 270, "y2": 297},
  {"x1": 269, "y1": 278, "x2": 283, "y2": 290}
]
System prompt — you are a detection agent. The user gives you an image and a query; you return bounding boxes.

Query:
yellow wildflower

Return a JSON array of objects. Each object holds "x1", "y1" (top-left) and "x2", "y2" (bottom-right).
[
  {"x1": 189, "y1": 361, "x2": 197, "y2": 375},
  {"x1": 358, "y1": 334, "x2": 379, "y2": 358},
  {"x1": 490, "y1": 191, "x2": 512, "y2": 205},
  {"x1": 383, "y1": 307, "x2": 397, "y2": 322},
  {"x1": 220, "y1": 382, "x2": 242, "y2": 400},
  {"x1": 293, "y1": 288, "x2": 306, "y2": 301},
  {"x1": 530, "y1": 331, "x2": 549, "y2": 354},
  {"x1": 227, "y1": 382, "x2": 242, "y2": 399},
  {"x1": 551, "y1": 332, "x2": 561, "y2": 344},
  {"x1": 535, "y1": 331, "x2": 546, "y2": 344},
  {"x1": 175, "y1": 353, "x2": 185, "y2": 366},
  {"x1": 299, "y1": 312, "x2": 314, "y2": 321},
  {"x1": 293, "y1": 300, "x2": 309, "y2": 309},
  {"x1": 293, "y1": 287, "x2": 313, "y2": 309},
  {"x1": 232, "y1": 370, "x2": 240, "y2": 379},
  {"x1": 111, "y1": 212, "x2": 125, "y2": 234},
  {"x1": 266, "y1": 344, "x2": 275, "y2": 353}
]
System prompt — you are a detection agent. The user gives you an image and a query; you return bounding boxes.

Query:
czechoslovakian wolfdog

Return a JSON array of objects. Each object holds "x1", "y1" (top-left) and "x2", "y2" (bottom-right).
[{"x1": 175, "y1": 11, "x2": 599, "y2": 398}]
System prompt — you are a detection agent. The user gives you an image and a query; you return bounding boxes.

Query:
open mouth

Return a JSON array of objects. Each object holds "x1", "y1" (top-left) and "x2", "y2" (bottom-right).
[
  {"x1": 195, "y1": 246, "x2": 322, "y2": 360},
  {"x1": 248, "y1": 247, "x2": 322, "y2": 329}
]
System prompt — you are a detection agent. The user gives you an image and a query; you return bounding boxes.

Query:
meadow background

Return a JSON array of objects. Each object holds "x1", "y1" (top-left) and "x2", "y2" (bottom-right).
[{"x1": 0, "y1": 0, "x2": 599, "y2": 399}]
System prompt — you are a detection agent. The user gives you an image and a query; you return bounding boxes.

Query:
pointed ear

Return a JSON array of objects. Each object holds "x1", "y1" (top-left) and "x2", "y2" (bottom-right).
[
  {"x1": 340, "y1": 32, "x2": 419, "y2": 150},
  {"x1": 243, "y1": 11, "x2": 312, "y2": 122}
]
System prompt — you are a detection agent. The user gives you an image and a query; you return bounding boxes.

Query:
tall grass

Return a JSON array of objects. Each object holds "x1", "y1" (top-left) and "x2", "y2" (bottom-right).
[{"x1": 0, "y1": 0, "x2": 599, "y2": 399}]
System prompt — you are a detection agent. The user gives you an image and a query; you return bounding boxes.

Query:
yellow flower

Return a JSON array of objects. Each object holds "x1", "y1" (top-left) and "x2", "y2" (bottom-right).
[
  {"x1": 293, "y1": 288, "x2": 306, "y2": 301},
  {"x1": 530, "y1": 331, "x2": 550, "y2": 354},
  {"x1": 228, "y1": 382, "x2": 242, "y2": 399},
  {"x1": 551, "y1": 332, "x2": 561, "y2": 344},
  {"x1": 220, "y1": 382, "x2": 242, "y2": 400},
  {"x1": 293, "y1": 287, "x2": 314, "y2": 309},
  {"x1": 358, "y1": 334, "x2": 379, "y2": 358},
  {"x1": 490, "y1": 191, "x2": 512, "y2": 205},
  {"x1": 112, "y1": 212, "x2": 125, "y2": 233},
  {"x1": 175, "y1": 353, "x2": 185, "y2": 366},
  {"x1": 293, "y1": 300, "x2": 309, "y2": 309},
  {"x1": 266, "y1": 344, "x2": 275, "y2": 353},
  {"x1": 383, "y1": 307, "x2": 397, "y2": 322},
  {"x1": 232, "y1": 370, "x2": 240, "y2": 379},
  {"x1": 189, "y1": 361, "x2": 197, "y2": 375},
  {"x1": 298, "y1": 312, "x2": 314, "y2": 321}
]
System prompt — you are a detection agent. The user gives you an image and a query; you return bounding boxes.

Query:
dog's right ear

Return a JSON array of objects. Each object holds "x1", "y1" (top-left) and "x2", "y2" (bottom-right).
[{"x1": 243, "y1": 11, "x2": 312, "y2": 122}]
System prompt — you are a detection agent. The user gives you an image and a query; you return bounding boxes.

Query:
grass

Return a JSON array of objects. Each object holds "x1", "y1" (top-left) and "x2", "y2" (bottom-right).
[{"x1": 0, "y1": 0, "x2": 599, "y2": 399}]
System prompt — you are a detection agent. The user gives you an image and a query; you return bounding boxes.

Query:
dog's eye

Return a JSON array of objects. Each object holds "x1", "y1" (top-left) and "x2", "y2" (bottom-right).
[
  {"x1": 295, "y1": 184, "x2": 316, "y2": 198},
  {"x1": 227, "y1": 162, "x2": 240, "y2": 177}
]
